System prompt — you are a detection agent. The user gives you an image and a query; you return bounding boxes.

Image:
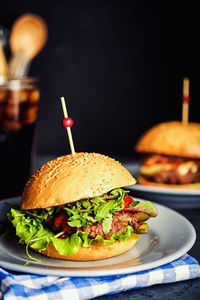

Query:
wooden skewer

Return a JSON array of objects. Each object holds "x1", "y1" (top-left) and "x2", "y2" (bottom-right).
[
  {"x1": 60, "y1": 97, "x2": 76, "y2": 155},
  {"x1": 182, "y1": 102, "x2": 189, "y2": 125},
  {"x1": 182, "y1": 77, "x2": 190, "y2": 125}
]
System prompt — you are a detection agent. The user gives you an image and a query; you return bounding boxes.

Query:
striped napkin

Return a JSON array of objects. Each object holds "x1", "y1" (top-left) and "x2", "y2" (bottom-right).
[{"x1": 0, "y1": 254, "x2": 199, "y2": 300}]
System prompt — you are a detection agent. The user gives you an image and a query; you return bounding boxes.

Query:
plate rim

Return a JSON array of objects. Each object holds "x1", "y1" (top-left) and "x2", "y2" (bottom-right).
[
  {"x1": 131, "y1": 183, "x2": 200, "y2": 195},
  {"x1": 0, "y1": 197, "x2": 196, "y2": 277}
]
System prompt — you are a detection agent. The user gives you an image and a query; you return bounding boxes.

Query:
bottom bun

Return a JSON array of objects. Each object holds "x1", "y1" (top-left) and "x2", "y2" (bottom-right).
[
  {"x1": 138, "y1": 175, "x2": 200, "y2": 189},
  {"x1": 35, "y1": 235, "x2": 140, "y2": 261}
]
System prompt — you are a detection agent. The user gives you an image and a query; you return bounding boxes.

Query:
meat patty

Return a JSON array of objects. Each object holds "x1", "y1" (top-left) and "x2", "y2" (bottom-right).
[
  {"x1": 46, "y1": 210, "x2": 140, "y2": 240},
  {"x1": 144, "y1": 169, "x2": 200, "y2": 184},
  {"x1": 82, "y1": 211, "x2": 140, "y2": 240}
]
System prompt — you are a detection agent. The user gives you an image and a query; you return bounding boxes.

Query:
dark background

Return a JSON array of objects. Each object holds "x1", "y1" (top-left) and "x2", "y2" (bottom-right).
[{"x1": 1, "y1": 0, "x2": 199, "y2": 159}]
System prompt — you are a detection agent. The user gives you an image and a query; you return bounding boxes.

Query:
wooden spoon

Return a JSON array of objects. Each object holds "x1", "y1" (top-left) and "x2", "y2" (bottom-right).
[
  {"x1": 0, "y1": 41, "x2": 8, "y2": 77},
  {"x1": 0, "y1": 26, "x2": 8, "y2": 77},
  {"x1": 9, "y1": 13, "x2": 48, "y2": 77}
]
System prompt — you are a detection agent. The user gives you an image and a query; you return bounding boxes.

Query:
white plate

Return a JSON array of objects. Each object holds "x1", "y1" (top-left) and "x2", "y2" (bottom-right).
[
  {"x1": 124, "y1": 162, "x2": 200, "y2": 209},
  {"x1": 0, "y1": 197, "x2": 196, "y2": 277}
]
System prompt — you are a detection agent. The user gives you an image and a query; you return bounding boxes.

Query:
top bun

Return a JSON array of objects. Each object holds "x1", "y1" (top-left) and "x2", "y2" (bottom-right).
[
  {"x1": 21, "y1": 152, "x2": 136, "y2": 210},
  {"x1": 135, "y1": 121, "x2": 200, "y2": 159}
]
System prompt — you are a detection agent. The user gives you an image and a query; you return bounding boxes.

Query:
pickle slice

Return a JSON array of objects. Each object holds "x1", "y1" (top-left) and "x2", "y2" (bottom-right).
[
  {"x1": 91, "y1": 233, "x2": 139, "y2": 247},
  {"x1": 138, "y1": 212, "x2": 150, "y2": 222},
  {"x1": 91, "y1": 240, "x2": 114, "y2": 247},
  {"x1": 129, "y1": 233, "x2": 140, "y2": 240},
  {"x1": 136, "y1": 223, "x2": 148, "y2": 234}
]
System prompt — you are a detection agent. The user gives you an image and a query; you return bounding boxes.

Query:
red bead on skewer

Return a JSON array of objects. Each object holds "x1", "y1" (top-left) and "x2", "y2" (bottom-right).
[
  {"x1": 62, "y1": 117, "x2": 73, "y2": 128},
  {"x1": 182, "y1": 95, "x2": 190, "y2": 103},
  {"x1": 182, "y1": 78, "x2": 190, "y2": 125},
  {"x1": 60, "y1": 97, "x2": 76, "y2": 155}
]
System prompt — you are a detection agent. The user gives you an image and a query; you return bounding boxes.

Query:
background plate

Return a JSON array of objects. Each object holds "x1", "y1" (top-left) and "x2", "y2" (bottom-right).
[
  {"x1": 124, "y1": 162, "x2": 200, "y2": 209},
  {"x1": 0, "y1": 197, "x2": 196, "y2": 277}
]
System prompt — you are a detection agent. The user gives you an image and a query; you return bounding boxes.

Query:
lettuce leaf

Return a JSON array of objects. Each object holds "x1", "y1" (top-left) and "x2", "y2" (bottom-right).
[
  {"x1": 8, "y1": 209, "x2": 54, "y2": 250},
  {"x1": 95, "y1": 201, "x2": 115, "y2": 222},
  {"x1": 102, "y1": 213, "x2": 113, "y2": 234},
  {"x1": 7, "y1": 206, "x2": 135, "y2": 259},
  {"x1": 63, "y1": 188, "x2": 127, "y2": 230},
  {"x1": 7, "y1": 189, "x2": 157, "y2": 260},
  {"x1": 25, "y1": 207, "x2": 58, "y2": 221},
  {"x1": 51, "y1": 232, "x2": 83, "y2": 255},
  {"x1": 134, "y1": 201, "x2": 158, "y2": 217}
]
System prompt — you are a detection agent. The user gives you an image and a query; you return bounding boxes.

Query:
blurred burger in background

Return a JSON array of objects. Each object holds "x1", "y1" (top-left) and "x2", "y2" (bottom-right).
[{"x1": 135, "y1": 121, "x2": 200, "y2": 189}]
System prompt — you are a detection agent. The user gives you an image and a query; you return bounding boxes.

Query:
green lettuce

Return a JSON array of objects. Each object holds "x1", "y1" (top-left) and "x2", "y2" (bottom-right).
[
  {"x1": 7, "y1": 208, "x2": 135, "y2": 260},
  {"x1": 63, "y1": 188, "x2": 127, "y2": 234},
  {"x1": 6, "y1": 189, "x2": 130, "y2": 259},
  {"x1": 7, "y1": 188, "x2": 157, "y2": 260}
]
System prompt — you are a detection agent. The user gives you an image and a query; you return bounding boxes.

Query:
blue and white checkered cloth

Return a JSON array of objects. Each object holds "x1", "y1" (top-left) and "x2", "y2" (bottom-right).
[{"x1": 0, "y1": 254, "x2": 199, "y2": 300}]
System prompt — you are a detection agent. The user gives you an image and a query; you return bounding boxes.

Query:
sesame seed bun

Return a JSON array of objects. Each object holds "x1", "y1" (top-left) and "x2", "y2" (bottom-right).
[
  {"x1": 21, "y1": 152, "x2": 136, "y2": 210},
  {"x1": 135, "y1": 121, "x2": 200, "y2": 159},
  {"x1": 138, "y1": 175, "x2": 200, "y2": 189},
  {"x1": 35, "y1": 234, "x2": 140, "y2": 261}
]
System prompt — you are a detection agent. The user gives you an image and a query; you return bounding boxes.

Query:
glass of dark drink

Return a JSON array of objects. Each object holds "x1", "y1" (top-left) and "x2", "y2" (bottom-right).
[{"x1": 0, "y1": 77, "x2": 39, "y2": 199}]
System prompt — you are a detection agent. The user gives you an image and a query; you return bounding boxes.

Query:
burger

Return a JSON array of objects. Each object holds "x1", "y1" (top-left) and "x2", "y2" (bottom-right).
[
  {"x1": 7, "y1": 152, "x2": 157, "y2": 261},
  {"x1": 135, "y1": 121, "x2": 200, "y2": 188}
]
